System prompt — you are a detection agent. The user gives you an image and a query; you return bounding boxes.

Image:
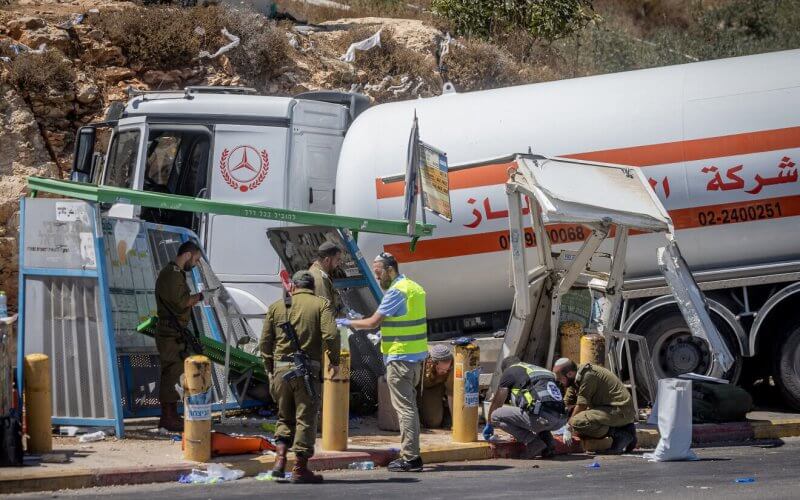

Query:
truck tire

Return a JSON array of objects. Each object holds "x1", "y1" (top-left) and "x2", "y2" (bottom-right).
[
  {"x1": 634, "y1": 309, "x2": 742, "y2": 387},
  {"x1": 775, "y1": 325, "x2": 800, "y2": 411}
]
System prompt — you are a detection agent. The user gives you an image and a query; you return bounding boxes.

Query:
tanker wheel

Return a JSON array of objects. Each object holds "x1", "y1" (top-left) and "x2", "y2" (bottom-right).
[
  {"x1": 634, "y1": 309, "x2": 742, "y2": 394},
  {"x1": 774, "y1": 324, "x2": 800, "y2": 411}
]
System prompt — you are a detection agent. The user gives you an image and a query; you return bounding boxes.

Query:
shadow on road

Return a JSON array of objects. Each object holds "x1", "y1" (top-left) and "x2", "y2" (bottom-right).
[
  {"x1": 425, "y1": 464, "x2": 513, "y2": 472},
  {"x1": 323, "y1": 478, "x2": 421, "y2": 485}
]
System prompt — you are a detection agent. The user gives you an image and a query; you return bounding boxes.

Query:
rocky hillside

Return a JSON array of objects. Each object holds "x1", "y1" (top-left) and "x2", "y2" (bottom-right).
[{"x1": 0, "y1": 0, "x2": 797, "y2": 311}]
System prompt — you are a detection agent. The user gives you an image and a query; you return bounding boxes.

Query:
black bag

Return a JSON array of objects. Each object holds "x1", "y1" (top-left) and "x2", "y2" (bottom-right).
[
  {"x1": 692, "y1": 381, "x2": 753, "y2": 424},
  {"x1": 0, "y1": 414, "x2": 23, "y2": 467}
]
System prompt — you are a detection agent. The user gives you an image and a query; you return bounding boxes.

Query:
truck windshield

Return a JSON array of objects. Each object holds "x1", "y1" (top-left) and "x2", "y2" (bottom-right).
[{"x1": 103, "y1": 129, "x2": 140, "y2": 188}]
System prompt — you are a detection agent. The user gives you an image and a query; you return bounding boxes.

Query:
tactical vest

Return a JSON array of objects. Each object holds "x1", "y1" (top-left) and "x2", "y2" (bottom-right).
[
  {"x1": 509, "y1": 363, "x2": 565, "y2": 415},
  {"x1": 381, "y1": 277, "x2": 428, "y2": 356}
]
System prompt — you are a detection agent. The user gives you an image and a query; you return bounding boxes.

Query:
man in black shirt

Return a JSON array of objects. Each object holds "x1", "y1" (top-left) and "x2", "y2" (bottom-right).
[{"x1": 484, "y1": 356, "x2": 568, "y2": 458}]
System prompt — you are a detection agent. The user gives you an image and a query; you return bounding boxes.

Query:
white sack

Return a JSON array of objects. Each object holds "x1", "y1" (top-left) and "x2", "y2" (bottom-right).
[{"x1": 644, "y1": 378, "x2": 698, "y2": 462}]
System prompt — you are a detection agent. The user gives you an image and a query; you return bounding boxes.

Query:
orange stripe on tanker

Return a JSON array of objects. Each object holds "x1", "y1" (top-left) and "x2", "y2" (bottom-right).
[
  {"x1": 375, "y1": 126, "x2": 800, "y2": 199},
  {"x1": 384, "y1": 194, "x2": 800, "y2": 263}
]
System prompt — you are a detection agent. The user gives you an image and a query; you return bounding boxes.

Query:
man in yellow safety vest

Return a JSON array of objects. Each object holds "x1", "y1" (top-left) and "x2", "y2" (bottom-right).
[{"x1": 341, "y1": 252, "x2": 427, "y2": 472}]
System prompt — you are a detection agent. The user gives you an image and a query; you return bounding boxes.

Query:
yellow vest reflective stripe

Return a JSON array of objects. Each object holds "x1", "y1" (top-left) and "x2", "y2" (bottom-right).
[{"x1": 381, "y1": 277, "x2": 428, "y2": 356}]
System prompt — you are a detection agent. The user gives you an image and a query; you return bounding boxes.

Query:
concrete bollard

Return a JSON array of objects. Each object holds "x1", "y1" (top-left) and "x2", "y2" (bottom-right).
[
  {"x1": 183, "y1": 355, "x2": 212, "y2": 462},
  {"x1": 24, "y1": 353, "x2": 52, "y2": 454},
  {"x1": 452, "y1": 343, "x2": 481, "y2": 443},
  {"x1": 580, "y1": 333, "x2": 606, "y2": 366},
  {"x1": 322, "y1": 351, "x2": 350, "y2": 451}
]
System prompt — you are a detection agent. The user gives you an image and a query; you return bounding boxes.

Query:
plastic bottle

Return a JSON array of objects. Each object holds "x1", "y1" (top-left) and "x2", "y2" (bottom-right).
[
  {"x1": 0, "y1": 291, "x2": 7, "y2": 318},
  {"x1": 339, "y1": 325, "x2": 350, "y2": 353},
  {"x1": 78, "y1": 431, "x2": 106, "y2": 443},
  {"x1": 348, "y1": 461, "x2": 375, "y2": 470}
]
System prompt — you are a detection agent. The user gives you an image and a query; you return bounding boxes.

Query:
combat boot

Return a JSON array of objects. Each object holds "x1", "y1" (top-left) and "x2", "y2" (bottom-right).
[
  {"x1": 623, "y1": 423, "x2": 638, "y2": 453},
  {"x1": 158, "y1": 402, "x2": 183, "y2": 432},
  {"x1": 290, "y1": 455, "x2": 324, "y2": 484},
  {"x1": 538, "y1": 431, "x2": 556, "y2": 458},
  {"x1": 603, "y1": 425, "x2": 635, "y2": 455},
  {"x1": 271, "y1": 442, "x2": 288, "y2": 479},
  {"x1": 520, "y1": 438, "x2": 547, "y2": 459}
]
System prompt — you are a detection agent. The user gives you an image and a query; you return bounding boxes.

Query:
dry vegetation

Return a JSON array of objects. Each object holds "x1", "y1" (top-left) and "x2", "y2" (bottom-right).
[
  {"x1": 91, "y1": 5, "x2": 290, "y2": 79},
  {"x1": 9, "y1": 49, "x2": 74, "y2": 93}
]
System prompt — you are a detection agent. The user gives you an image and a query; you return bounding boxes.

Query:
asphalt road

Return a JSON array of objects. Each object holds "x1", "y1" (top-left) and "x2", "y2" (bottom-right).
[{"x1": 12, "y1": 440, "x2": 800, "y2": 500}]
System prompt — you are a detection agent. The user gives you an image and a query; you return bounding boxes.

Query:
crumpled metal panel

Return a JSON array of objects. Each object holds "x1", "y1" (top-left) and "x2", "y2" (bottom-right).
[{"x1": 658, "y1": 238, "x2": 735, "y2": 376}]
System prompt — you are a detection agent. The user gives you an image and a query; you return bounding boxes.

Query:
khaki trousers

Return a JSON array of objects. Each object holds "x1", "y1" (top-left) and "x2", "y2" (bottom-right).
[{"x1": 386, "y1": 360, "x2": 422, "y2": 460}]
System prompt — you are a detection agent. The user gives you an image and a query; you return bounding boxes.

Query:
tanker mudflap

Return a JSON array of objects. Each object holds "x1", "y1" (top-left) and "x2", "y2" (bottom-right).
[{"x1": 657, "y1": 236, "x2": 735, "y2": 378}]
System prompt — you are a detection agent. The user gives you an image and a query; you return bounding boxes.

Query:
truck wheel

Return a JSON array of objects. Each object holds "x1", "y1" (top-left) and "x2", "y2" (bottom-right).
[
  {"x1": 634, "y1": 309, "x2": 742, "y2": 385},
  {"x1": 775, "y1": 325, "x2": 800, "y2": 410}
]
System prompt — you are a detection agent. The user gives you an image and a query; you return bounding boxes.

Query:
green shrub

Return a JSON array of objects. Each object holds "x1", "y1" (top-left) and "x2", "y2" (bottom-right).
[{"x1": 431, "y1": 0, "x2": 596, "y2": 41}]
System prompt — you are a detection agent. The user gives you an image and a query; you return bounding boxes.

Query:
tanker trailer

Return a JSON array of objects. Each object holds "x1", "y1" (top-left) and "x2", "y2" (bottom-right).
[{"x1": 335, "y1": 49, "x2": 800, "y2": 407}]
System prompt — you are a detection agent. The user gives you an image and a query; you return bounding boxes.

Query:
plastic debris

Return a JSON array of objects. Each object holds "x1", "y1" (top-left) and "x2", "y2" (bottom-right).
[
  {"x1": 450, "y1": 337, "x2": 476, "y2": 346},
  {"x1": 260, "y1": 422, "x2": 277, "y2": 433},
  {"x1": 341, "y1": 28, "x2": 381, "y2": 63},
  {"x1": 59, "y1": 426, "x2": 79, "y2": 437},
  {"x1": 79, "y1": 431, "x2": 106, "y2": 443},
  {"x1": 171, "y1": 434, "x2": 182, "y2": 442},
  {"x1": 179, "y1": 464, "x2": 245, "y2": 484},
  {"x1": 586, "y1": 460, "x2": 600, "y2": 469},
  {"x1": 255, "y1": 471, "x2": 290, "y2": 481},
  {"x1": 735, "y1": 478, "x2": 756, "y2": 484},
  {"x1": 207, "y1": 463, "x2": 245, "y2": 481},
  {"x1": 199, "y1": 28, "x2": 240, "y2": 60},
  {"x1": 348, "y1": 461, "x2": 375, "y2": 470}
]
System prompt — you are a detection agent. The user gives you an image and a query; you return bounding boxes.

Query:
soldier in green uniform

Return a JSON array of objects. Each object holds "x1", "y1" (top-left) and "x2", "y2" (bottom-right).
[
  {"x1": 553, "y1": 358, "x2": 637, "y2": 454},
  {"x1": 308, "y1": 242, "x2": 343, "y2": 316},
  {"x1": 154, "y1": 241, "x2": 204, "y2": 432},
  {"x1": 259, "y1": 271, "x2": 340, "y2": 484}
]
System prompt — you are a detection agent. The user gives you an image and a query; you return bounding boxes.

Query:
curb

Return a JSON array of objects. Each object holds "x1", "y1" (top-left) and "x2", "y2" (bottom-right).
[{"x1": 2, "y1": 418, "x2": 800, "y2": 494}]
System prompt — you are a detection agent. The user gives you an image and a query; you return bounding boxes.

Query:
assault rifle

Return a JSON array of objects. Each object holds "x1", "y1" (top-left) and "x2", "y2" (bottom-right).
[{"x1": 279, "y1": 293, "x2": 317, "y2": 400}]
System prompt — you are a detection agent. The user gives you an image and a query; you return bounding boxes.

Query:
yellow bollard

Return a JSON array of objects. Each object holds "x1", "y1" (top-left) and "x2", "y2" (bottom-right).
[
  {"x1": 24, "y1": 353, "x2": 52, "y2": 454},
  {"x1": 452, "y1": 343, "x2": 480, "y2": 443},
  {"x1": 580, "y1": 334, "x2": 606, "y2": 366},
  {"x1": 183, "y1": 355, "x2": 212, "y2": 462},
  {"x1": 559, "y1": 321, "x2": 583, "y2": 363},
  {"x1": 322, "y1": 351, "x2": 350, "y2": 451}
]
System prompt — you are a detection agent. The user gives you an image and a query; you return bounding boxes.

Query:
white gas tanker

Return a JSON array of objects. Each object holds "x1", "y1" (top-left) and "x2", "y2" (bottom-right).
[
  {"x1": 72, "y1": 49, "x2": 800, "y2": 408},
  {"x1": 336, "y1": 49, "x2": 800, "y2": 406}
]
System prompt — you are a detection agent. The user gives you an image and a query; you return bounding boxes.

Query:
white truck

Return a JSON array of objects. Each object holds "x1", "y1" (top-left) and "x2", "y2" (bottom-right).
[{"x1": 70, "y1": 49, "x2": 800, "y2": 407}]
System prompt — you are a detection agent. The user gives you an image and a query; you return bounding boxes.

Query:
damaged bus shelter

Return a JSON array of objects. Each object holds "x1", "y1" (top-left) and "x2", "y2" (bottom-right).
[
  {"x1": 17, "y1": 178, "x2": 434, "y2": 437},
  {"x1": 490, "y1": 154, "x2": 735, "y2": 409}
]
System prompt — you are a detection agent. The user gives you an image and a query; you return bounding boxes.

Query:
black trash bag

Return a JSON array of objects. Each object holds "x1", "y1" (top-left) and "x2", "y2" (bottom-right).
[
  {"x1": 692, "y1": 381, "x2": 753, "y2": 424},
  {"x1": 0, "y1": 414, "x2": 23, "y2": 467}
]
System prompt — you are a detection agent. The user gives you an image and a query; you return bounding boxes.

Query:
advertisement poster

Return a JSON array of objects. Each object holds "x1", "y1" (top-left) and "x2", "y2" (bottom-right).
[{"x1": 418, "y1": 142, "x2": 452, "y2": 222}]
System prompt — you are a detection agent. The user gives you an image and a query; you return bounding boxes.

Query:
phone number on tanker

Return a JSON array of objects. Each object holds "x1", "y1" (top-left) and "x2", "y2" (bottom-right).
[
  {"x1": 697, "y1": 202, "x2": 783, "y2": 226},
  {"x1": 498, "y1": 226, "x2": 588, "y2": 250}
]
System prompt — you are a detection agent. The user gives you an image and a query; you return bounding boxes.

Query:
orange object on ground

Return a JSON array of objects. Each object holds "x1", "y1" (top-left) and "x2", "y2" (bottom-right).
[{"x1": 182, "y1": 431, "x2": 276, "y2": 456}]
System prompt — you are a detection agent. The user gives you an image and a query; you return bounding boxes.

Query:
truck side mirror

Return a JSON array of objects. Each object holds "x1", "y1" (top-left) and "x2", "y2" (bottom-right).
[{"x1": 70, "y1": 126, "x2": 96, "y2": 183}]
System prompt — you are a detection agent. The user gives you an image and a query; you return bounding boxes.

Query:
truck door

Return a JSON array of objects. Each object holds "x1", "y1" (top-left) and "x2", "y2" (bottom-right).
[
  {"x1": 100, "y1": 117, "x2": 148, "y2": 219},
  {"x1": 205, "y1": 124, "x2": 289, "y2": 280},
  {"x1": 287, "y1": 100, "x2": 348, "y2": 213}
]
